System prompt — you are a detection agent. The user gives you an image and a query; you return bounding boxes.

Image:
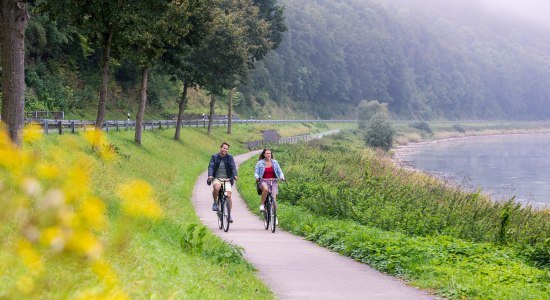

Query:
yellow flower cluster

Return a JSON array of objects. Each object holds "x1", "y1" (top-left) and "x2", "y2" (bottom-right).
[
  {"x1": 0, "y1": 125, "x2": 162, "y2": 298},
  {"x1": 117, "y1": 180, "x2": 163, "y2": 219}
]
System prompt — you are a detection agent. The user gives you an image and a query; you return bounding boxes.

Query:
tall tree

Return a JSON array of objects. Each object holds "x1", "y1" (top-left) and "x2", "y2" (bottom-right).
[
  {"x1": 160, "y1": 0, "x2": 212, "y2": 142},
  {"x1": 194, "y1": 7, "x2": 249, "y2": 135},
  {"x1": 0, "y1": 0, "x2": 29, "y2": 145},
  {"x1": 117, "y1": 0, "x2": 193, "y2": 145},
  {"x1": 213, "y1": 0, "x2": 272, "y2": 134},
  {"x1": 37, "y1": 0, "x2": 130, "y2": 147}
]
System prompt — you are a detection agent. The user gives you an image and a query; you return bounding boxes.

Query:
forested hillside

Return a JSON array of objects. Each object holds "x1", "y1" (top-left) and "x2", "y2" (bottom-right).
[
  {"x1": 245, "y1": 0, "x2": 550, "y2": 119},
  {"x1": 4, "y1": 0, "x2": 550, "y2": 121}
]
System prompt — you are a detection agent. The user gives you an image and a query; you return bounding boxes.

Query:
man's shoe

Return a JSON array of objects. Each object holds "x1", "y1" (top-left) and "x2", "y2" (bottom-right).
[
  {"x1": 212, "y1": 202, "x2": 218, "y2": 211},
  {"x1": 229, "y1": 216, "x2": 233, "y2": 223},
  {"x1": 259, "y1": 204, "x2": 265, "y2": 211}
]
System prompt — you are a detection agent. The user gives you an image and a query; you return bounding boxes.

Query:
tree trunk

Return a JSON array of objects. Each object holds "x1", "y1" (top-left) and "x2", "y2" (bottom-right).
[
  {"x1": 0, "y1": 0, "x2": 29, "y2": 146},
  {"x1": 174, "y1": 82, "x2": 188, "y2": 141},
  {"x1": 227, "y1": 88, "x2": 233, "y2": 134},
  {"x1": 92, "y1": 25, "x2": 114, "y2": 151},
  {"x1": 95, "y1": 25, "x2": 114, "y2": 129},
  {"x1": 134, "y1": 66, "x2": 150, "y2": 146},
  {"x1": 207, "y1": 94, "x2": 215, "y2": 135}
]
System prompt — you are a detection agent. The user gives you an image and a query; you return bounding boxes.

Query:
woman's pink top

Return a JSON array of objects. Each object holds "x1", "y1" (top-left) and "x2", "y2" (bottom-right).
[{"x1": 263, "y1": 165, "x2": 276, "y2": 179}]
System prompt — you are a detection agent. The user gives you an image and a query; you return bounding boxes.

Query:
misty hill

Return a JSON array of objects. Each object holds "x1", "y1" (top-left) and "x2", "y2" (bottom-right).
[{"x1": 243, "y1": 0, "x2": 550, "y2": 120}]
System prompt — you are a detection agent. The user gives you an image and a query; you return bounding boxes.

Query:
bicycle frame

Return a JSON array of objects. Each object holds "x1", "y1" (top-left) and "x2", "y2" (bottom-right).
[
  {"x1": 214, "y1": 178, "x2": 232, "y2": 232},
  {"x1": 260, "y1": 178, "x2": 281, "y2": 233}
]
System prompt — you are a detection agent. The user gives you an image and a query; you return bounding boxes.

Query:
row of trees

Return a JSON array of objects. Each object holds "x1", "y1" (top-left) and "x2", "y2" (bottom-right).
[{"x1": 0, "y1": 0, "x2": 285, "y2": 146}]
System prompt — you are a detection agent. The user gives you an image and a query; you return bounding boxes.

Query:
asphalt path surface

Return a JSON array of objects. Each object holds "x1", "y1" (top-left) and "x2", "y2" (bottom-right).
[{"x1": 192, "y1": 150, "x2": 436, "y2": 299}]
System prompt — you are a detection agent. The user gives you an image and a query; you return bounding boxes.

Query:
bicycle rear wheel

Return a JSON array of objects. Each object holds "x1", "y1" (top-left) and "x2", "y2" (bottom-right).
[
  {"x1": 222, "y1": 197, "x2": 230, "y2": 232},
  {"x1": 269, "y1": 198, "x2": 276, "y2": 233}
]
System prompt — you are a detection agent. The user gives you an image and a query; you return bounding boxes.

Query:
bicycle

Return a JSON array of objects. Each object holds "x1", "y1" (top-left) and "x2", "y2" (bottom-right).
[
  {"x1": 214, "y1": 178, "x2": 232, "y2": 232},
  {"x1": 260, "y1": 178, "x2": 281, "y2": 233}
]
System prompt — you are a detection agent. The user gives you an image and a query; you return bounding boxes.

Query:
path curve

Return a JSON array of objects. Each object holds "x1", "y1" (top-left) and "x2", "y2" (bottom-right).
[{"x1": 192, "y1": 151, "x2": 436, "y2": 299}]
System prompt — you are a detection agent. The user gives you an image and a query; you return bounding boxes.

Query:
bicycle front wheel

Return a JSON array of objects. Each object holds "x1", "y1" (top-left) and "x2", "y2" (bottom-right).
[
  {"x1": 222, "y1": 197, "x2": 230, "y2": 232},
  {"x1": 217, "y1": 201, "x2": 223, "y2": 230},
  {"x1": 263, "y1": 207, "x2": 269, "y2": 230}
]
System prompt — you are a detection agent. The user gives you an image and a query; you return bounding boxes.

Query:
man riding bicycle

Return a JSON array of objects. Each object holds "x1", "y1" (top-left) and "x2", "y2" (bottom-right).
[{"x1": 207, "y1": 142, "x2": 238, "y2": 223}]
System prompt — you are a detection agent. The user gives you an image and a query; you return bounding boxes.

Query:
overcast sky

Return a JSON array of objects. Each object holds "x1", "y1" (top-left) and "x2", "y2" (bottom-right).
[{"x1": 478, "y1": 0, "x2": 550, "y2": 27}]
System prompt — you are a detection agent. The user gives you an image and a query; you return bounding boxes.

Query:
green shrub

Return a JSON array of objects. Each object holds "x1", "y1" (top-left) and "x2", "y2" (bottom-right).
[
  {"x1": 453, "y1": 123, "x2": 466, "y2": 133},
  {"x1": 410, "y1": 121, "x2": 433, "y2": 134},
  {"x1": 364, "y1": 114, "x2": 395, "y2": 150}
]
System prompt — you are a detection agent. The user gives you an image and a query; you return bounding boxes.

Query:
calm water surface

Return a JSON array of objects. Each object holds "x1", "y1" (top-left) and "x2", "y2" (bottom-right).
[{"x1": 396, "y1": 133, "x2": 550, "y2": 208}]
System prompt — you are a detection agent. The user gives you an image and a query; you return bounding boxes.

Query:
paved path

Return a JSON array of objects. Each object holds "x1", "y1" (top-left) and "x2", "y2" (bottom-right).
[{"x1": 192, "y1": 151, "x2": 436, "y2": 299}]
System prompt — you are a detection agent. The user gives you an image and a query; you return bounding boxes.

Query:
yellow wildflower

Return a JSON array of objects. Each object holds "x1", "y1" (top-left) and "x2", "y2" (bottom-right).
[
  {"x1": 36, "y1": 162, "x2": 60, "y2": 180},
  {"x1": 16, "y1": 276, "x2": 35, "y2": 294},
  {"x1": 22, "y1": 123, "x2": 43, "y2": 143},
  {"x1": 66, "y1": 231, "x2": 103, "y2": 260},
  {"x1": 17, "y1": 239, "x2": 44, "y2": 273},
  {"x1": 40, "y1": 226, "x2": 66, "y2": 252},
  {"x1": 91, "y1": 260, "x2": 120, "y2": 288},
  {"x1": 76, "y1": 288, "x2": 129, "y2": 300},
  {"x1": 116, "y1": 180, "x2": 163, "y2": 219},
  {"x1": 79, "y1": 197, "x2": 107, "y2": 230}
]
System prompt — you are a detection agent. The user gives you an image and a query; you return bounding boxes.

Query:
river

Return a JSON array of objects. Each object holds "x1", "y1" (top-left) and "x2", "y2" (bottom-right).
[{"x1": 394, "y1": 133, "x2": 550, "y2": 208}]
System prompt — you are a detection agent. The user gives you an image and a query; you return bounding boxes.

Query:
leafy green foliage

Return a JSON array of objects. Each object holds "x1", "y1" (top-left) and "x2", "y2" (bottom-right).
[
  {"x1": 271, "y1": 140, "x2": 549, "y2": 247},
  {"x1": 364, "y1": 114, "x2": 395, "y2": 150}
]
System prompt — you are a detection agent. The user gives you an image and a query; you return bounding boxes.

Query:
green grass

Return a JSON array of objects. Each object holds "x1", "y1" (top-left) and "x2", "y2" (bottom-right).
[
  {"x1": 1, "y1": 122, "x2": 346, "y2": 298},
  {"x1": 237, "y1": 134, "x2": 550, "y2": 299}
]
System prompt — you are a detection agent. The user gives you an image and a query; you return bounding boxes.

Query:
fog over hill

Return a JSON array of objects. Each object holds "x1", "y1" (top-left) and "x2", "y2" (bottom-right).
[
  {"x1": 478, "y1": 0, "x2": 550, "y2": 28},
  {"x1": 242, "y1": 0, "x2": 550, "y2": 120}
]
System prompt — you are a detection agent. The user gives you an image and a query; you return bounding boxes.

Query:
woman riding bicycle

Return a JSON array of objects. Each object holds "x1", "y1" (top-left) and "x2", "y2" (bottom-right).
[{"x1": 254, "y1": 148, "x2": 285, "y2": 212}]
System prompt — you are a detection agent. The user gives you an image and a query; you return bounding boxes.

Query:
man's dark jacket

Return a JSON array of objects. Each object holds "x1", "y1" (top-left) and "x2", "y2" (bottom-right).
[{"x1": 208, "y1": 153, "x2": 237, "y2": 185}]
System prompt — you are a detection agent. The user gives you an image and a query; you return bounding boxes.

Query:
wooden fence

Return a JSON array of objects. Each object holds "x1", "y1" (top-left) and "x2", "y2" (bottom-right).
[{"x1": 29, "y1": 119, "x2": 357, "y2": 134}]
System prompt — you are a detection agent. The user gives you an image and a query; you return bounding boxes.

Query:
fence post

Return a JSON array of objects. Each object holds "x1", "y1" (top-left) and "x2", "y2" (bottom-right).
[
  {"x1": 116, "y1": 121, "x2": 119, "y2": 131},
  {"x1": 58, "y1": 121, "x2": 63, "y2": 135},
  {"x1": 159, "y1": 121, "x2": 163, "y2": 130},
  {"x1": 106, "y1": 121, "x2": 109, "y2": 132},
  {"x1": 71, "y1": 121, "x2": 75, "y2": 134},
  {"x1": 44, "y1": 120, "x2": 49, "y2": 134}
]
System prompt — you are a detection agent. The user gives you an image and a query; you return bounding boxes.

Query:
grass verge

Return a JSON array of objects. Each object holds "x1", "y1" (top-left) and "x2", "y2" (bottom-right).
[
  {"x1": 237, "y1": 134, "x2": 549, "y2": 299},
  {"x1": 1, "y1": 123, "x2": 343, "y2": 298}
]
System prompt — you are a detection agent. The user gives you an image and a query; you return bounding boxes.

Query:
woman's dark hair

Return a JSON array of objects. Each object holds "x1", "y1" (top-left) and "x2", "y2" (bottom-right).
[{"x1": 259, "y1": 148, "x2": 273, "y2": 160}]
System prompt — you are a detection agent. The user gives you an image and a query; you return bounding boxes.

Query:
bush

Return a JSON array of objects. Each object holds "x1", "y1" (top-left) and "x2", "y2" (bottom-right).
[
  {"x1": 453, "y1": 123, "x2": 466, "y2": 133},
  {"x1": 409, "y1": 121, "x2": 433, "y2": 134},
  {"x1": 364, "y1": 114, "x2": 395, "y2": 150},
  {"x1": 357, "y1": 100, "x2": 389, "y2": 129}
]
